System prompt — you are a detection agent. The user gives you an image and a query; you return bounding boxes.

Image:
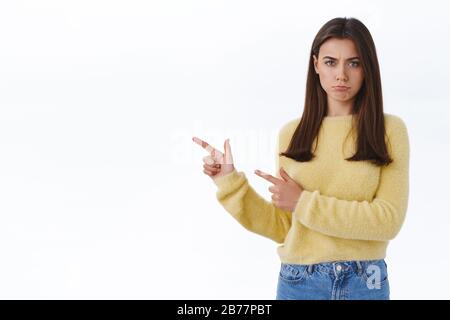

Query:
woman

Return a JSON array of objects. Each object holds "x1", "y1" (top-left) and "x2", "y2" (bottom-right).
[{"x1": 192, "y1": 17, "x2": 409, "y2": 300}]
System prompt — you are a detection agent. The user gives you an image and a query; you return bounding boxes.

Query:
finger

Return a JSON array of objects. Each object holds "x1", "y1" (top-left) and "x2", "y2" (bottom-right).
[
  {"x1": 205, "y1": 165, "x2": 221, "y2": 171},
  {"x1": 203, "y1": 155, "x2": 215, "y2": 165},
  {"x1": 204, "y1": 163, "x2": 220, "y2": 171},
  {"x1": 254, "y1": 169, "x2": 282, "y2": 185},
  {"x1": 201, "y1": 159, "x2": 221, "y2": 167},
  {"x1": 193, "y1": 137, "x2": 224, "y2": 160},
  {"x1": 279, "y1": 167, "x2": 292, "y2": 183},
  {"x1": 268, "y1": 186, "x2": 277, "y2": 193},
  {"x1": 203, "y1": 169, "x2": 215, "y2": 176},
  {"x1": 223, "y1": 138, "x2": 234, "y2": 165}
]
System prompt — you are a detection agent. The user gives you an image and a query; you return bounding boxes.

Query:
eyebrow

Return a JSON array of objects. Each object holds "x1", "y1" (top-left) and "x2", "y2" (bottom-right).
[{"x1": 323, "y1": 56, "x2": 360, "y2": 61}]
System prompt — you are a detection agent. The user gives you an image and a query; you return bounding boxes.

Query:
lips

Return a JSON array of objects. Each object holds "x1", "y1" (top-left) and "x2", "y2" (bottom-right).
[{"x1": 333, "y1": 86, "x2": 350, "y2": 91}]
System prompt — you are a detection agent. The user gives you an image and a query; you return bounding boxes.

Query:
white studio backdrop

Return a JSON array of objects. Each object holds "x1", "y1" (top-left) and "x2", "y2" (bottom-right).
[{"x1": 0, "y1": 0, "x2": 449, "y2": 299}]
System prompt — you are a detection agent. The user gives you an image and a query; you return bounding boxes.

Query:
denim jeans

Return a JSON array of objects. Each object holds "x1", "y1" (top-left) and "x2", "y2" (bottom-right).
[{"x1": 276, "y1": 259, "x2": 390, "y2": 300}]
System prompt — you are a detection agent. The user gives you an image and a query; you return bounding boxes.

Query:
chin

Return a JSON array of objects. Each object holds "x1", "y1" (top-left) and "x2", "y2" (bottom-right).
[
  {"x1": 330, "y1": 91, "x2": 356, "y2": 101},
  {"x1": 332, "y1": 95, "x2": 350, "y2": 101}
]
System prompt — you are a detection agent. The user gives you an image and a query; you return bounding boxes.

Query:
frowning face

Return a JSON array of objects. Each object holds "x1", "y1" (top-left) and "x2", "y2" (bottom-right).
[{"x1": 313, "y1": 38, "x2": 365, "y2": 105}]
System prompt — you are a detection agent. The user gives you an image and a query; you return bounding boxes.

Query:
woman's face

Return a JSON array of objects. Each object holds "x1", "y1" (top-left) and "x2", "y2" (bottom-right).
[{"x1": 313, "y1": 38, "x2": 364, "y2": 105}]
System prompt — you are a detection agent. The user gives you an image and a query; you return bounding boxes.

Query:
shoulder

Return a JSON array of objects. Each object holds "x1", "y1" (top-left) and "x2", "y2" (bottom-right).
[
  {"x1": 384, "y1": 113, "x2": 408, "y2": 136},
  {"x1": 277, "y1": 118, "x2": 300, "y2": 152},
  {"x1": 277, "y1": 113, "x2": 408, "y2": 140},
  {"x1": 278, "y1": 117, "x2": 301, "y2": 139},
  {"x1": 383, "y1": 113, "x2": 410, "y2": 157}
]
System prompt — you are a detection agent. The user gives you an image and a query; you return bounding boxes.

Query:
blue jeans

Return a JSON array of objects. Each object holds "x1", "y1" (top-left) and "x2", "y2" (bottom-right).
[{"x1": 276, "y1": 259, "x2": 390, "y2": 300}]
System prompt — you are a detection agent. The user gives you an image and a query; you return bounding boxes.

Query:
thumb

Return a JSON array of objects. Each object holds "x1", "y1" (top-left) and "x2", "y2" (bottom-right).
[
  {"x1": 279, "y1": 167, "x2": 292, "y2": 182},
  {"x1": 223, "y1": 138, "x2": 234, "y2": 165}
]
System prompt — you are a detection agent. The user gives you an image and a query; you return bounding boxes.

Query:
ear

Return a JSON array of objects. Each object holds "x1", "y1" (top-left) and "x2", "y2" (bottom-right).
[{"x1": 312, "y1": 55, "x2": 319, "y2": 74}]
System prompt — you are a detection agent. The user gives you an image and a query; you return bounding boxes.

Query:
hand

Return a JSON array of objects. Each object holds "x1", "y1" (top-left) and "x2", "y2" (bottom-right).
[
  {"x1": 192, "y1": 136, "x2": 235, "y2": 180},
  {"x1": 254, "y1": 167, "x2": 304, "y2": 212}
]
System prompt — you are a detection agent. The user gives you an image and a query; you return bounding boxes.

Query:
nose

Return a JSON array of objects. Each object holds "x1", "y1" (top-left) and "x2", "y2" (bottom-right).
[{"x1": 336, "y1": 65, "x2": 348, "y2": 82}]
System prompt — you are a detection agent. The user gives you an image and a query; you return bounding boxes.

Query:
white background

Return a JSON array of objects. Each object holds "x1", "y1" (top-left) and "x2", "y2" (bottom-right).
[{"x1": 0, "y1": 0, "x2": 449, "y2": 299}]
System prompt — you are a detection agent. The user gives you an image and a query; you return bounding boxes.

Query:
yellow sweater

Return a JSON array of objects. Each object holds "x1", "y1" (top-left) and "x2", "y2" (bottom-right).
[{"x1": 212, "y1": 113, "x2": 409, "y2": 264}]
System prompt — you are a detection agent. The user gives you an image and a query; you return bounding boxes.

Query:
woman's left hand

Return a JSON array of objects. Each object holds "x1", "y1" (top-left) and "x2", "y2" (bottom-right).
[{"x1": 254, "y1": 167, "x2": 304, "y2": 212}]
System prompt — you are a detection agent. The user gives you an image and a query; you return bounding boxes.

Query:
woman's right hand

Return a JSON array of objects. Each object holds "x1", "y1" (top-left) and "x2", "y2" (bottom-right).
[{"x1": 192, "y1": 136, "x2": 235, "y2": 180}]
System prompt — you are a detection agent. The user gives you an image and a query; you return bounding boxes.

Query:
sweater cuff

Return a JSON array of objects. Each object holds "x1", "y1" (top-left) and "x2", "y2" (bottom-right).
[
  {"x1": 293, "y1": 190, "x2": 317, "y2": 222},
  {"x1": 212, "y1": 169, "x2": 243, "y2": 190}
]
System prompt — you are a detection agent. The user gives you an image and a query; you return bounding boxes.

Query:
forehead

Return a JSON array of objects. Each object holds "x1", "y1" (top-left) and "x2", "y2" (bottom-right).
[{"x1": 319, "y1": 38, "x2": 359, "y2": 58}]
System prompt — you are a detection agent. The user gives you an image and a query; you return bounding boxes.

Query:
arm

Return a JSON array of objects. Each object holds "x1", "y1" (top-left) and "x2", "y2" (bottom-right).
[
  {"x1": 213, "y1": 132, "x2": 292, "y2": 244},
  {"x1": 293, "y1": 118, "x2": 410, "y2": 241}
]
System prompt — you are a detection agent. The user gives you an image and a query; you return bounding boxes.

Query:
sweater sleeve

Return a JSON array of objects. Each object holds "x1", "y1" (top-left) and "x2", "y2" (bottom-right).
[
  {"x1": 212, "y1": 132, "x2": 292, "y2": 244},
  {"x1": 293, "y1": 118, "x2": 410, "y2": 241}
]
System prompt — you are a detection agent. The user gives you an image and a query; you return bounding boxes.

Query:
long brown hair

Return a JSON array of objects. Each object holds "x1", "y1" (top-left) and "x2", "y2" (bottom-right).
[{"x1": 280, "y1": 17, "x2": 392, "y2": 166}]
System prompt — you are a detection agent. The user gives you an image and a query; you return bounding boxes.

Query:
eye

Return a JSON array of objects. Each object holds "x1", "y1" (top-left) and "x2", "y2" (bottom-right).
[
  {"x1": 349, "y1": 61, "x2": 360, "y2": 67},
  {"x1": 324, "y1": 60, "x2": 335, "y2": 66}
]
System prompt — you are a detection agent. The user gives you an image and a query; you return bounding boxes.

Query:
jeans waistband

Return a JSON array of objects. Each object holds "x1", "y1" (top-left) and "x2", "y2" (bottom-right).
[{"x1": 286, "y1": 259, "x2": 386, "y2": 276}]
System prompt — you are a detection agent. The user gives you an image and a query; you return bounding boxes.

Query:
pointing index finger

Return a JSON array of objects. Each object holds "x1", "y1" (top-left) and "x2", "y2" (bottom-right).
[
  {"x1": 254, "y1": 170, "x2": 282, "y2": 185},
  {"x1": 192, "y1": 137, "x2": 224, "y2": 160}
]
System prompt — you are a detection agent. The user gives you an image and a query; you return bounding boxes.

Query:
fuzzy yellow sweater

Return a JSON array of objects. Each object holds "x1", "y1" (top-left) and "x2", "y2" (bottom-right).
[{"x1": 212, "y1": 113, "x2": 409, "y2": 265}]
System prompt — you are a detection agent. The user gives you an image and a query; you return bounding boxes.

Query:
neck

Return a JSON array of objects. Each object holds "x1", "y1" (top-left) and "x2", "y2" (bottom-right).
[{"x1": 326, "y1": 98, "x2": 354, "y2": 117}]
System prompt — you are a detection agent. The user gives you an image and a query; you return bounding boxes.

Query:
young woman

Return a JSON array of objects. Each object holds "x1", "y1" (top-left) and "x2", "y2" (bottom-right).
[{"x1": 192, "y1": 17, "x2": 409, "y2": 300}]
